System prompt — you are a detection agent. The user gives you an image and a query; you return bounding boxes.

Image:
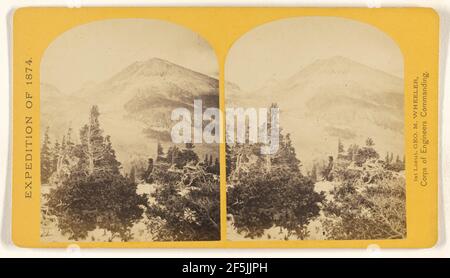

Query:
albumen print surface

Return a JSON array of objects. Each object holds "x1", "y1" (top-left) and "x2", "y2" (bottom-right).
[
  {"x1": 225, "y1": 17, "x2": 405, "y2": 241},
  {"x1": 40, "y1": 19, "x2": 220, "y2": 242}
]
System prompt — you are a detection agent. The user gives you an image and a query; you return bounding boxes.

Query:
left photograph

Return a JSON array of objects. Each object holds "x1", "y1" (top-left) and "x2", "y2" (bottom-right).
[{"x1": 39, "y1": 19, "x2": 220, "y2": 242}]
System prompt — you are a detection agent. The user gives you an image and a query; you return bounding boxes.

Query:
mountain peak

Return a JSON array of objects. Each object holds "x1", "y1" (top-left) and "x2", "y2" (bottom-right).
[
  {"x1": 142, "y1": 57, "x2": 174, "y2": 66},
  {"x1": 319, "y1": 55, "x2": 355, "y2": 63},
  {"x1": 108, "y1": 57, "x2": 214, "y2": 85},
  {"x1": 286, "y1": 56, "x2": 401, "y2": 84},
  {"x1": 128, "y1": 57, "x2": 178, "y2": 74},
  {"x1": 307, "y1": 56, "x2": 367, "y2": 71}
]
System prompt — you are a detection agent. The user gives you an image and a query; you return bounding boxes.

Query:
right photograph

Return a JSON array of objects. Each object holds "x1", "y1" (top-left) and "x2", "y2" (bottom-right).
[{"x1": 225, "y1": 17, "x2": 406, "y2": 241}]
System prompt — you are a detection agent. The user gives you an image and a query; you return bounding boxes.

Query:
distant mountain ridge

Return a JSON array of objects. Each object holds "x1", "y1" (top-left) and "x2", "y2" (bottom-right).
[
  {"x1": 226, "y1": 56, "x2": 404, "y2": 169},
  {"x1": 42, "y1": 56, "x2": 404, "y2": 171},
  {"x1": 41, "y1": 58, "x2": 219, "y2": 170}
]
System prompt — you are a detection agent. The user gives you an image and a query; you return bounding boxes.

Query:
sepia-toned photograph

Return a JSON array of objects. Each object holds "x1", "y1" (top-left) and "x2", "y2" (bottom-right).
[
  {"x1": 40, "y1": 19, "x2": 220, "y2": 242},
  {"x1": 225, "y1": 17, "x2": 406, "y2": 241}
]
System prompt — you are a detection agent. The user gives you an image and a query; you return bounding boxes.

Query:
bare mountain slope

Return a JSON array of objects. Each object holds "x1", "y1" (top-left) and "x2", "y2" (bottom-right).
[
  {"x1": 226, "y1": 56, "x2": 404, "y2": 168},
  {"x1": 41, "y1": 58, "x2": 219, "y2": 169}
]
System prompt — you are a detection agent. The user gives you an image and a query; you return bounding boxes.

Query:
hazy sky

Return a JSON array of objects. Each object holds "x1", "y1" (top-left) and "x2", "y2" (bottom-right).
[
  {"x1": 42, "y1": 19, "x2": 218, "y2": 93},
  {"x1": 226, "y1": 17, "x2": 403, "y2": 91}
]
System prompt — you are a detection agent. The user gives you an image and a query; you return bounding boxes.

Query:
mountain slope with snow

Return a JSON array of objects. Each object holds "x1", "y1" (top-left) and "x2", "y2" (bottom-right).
[
  {"x1": 226, "y1": 56, "x2": 404, "y2": 168},
  {"x1": 41, "y1": 58, "x2": 219, "y2": 169}
]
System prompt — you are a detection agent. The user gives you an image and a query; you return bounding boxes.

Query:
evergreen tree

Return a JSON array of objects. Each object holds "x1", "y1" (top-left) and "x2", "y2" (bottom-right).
[
  {"x1": 173, "y1": 144, "x2": 199, "y2": 168},
  {"x1": 347, "y1": 144, "x2": 359, "y2": 162},
  {"x1": 76, "y1": 106, "x2": 108, "y2": 175},
  {"x1": 144, "y1": 158, "x2": 154, "y2": 183},
  {"x1": 52, "y1": 139, "x2": 60, "y2": 174},
  {"x1": 322, "y1": 156, "x2": 334, "y2": 181},
  {"x1": 323, "y1": 176, "x2": 406, "y2": 239},
  {"x1": 385, "y1": 153, "x2": 405, "y2": 172},
  {"x1": 53, "y1": 128, "x2": 77, "y2": 181},
  {"x1": 156, "y1": 142, "x2": 165, "y2": 162},
  {"x1": 366, "y1": 137, "x2": 375, "y2": 147},
  {"x1": 338, "y1": 138, "x2": 344, "y2": 154},
  {"x1": 99, "y1": 135, "x2": 121, "y2": 175},
  {"x1": 147, "y1": 163, "x2": 220, "y2": 241},
  {"x1": 47, "y1": 105, "x2": 146, "y2": 241},
  {"x1": 185, "y1": 142, "x2": 195, "y2": 149},
  {"x1": 271, "y1": 133, "x2": 301, "y2": 174},
  {"x1": 47, "y1": 171, "x2": 146, "y2": 241},
  {"x1": 209, "y1": 154, "x2": 213, "y2": 166},
  {"x1": 66, "y1": 127, "x2": 75, "y2": 150},
  {"x1": 61, "y1": 135, "x2": 66, "y2": 154},
  {"x1": 213, "y1": 158, "x2": 220, "y2": 175},
  {"x1": 166, "y1": 145, "x2": 179, "y2": 165},
  {"x1": 129, "y1": 166, "x2": 136, "y2": 183},
  {"x1": 225, "y1": 143, "x2": 235, "y2": 178},
  {"x1": 41, "y1": 127, "x2": 53, "y2": 184},
  {"x1": 57, "y1": 135, "x2": 66, "y2": 176},
  {"x1": 310, "y1": 164, "x2": 318, "y2": 183},
  {"x1": 227, "y1": 126, "x2": 324, "y2": 239}
]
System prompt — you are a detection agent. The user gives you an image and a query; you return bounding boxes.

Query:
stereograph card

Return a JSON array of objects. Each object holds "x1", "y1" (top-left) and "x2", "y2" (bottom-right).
[{"x1": 11, "y1": 7, "x2": 438, "y2": 248}]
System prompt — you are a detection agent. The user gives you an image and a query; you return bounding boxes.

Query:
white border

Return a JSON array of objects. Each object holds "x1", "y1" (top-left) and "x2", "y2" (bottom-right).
[{"x1": 0, "y1": 0, "x2": 448, "y2": 258}]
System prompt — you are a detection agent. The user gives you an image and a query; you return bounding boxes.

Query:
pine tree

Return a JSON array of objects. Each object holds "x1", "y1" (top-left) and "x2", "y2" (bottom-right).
[
  {"x1": 61, "y1": 135, "x2": 66, "y2": 153},
  {"x1": 77, "y1": 106, "x2": 106, "y2": 175},
  {"x1": 56, "y1": 135, "x2": 66, "y2": 176},
  {"x1": 351, "y1": 146, "x2": 358, "y2": 162},
  {"x1": 209, "y1": 154, "x2": 213, "y2": 166},
  {"x1": 346, "y1": 144, "x2": 358, "y2": 162},
  {"x1": 170, "y1": 146, "x2": 179, "y2": 165},
  {"x1": 157, "y1": 142, "x2": 164, "y2": 156},
  {"x1": 310, "y1": 164, "x2": 318, "y2": 182},
  {"x1": 41, "y1": 127, "x2": 53, "y2": 184},
  {"x1": 271, "y1": 133, "x2": 301, "y2": 174},
  {"x1": 53, "y1": 128, "x2": 77, "y2": 180},
  {"x1": 173, "y1": 144, "x2": 199, "y2": 168},
  {"x1": 100, "y1": 135, "x2": 121, "y2": 175},
  {"x1": 156, "y1": 142, "x2": 165, "y2": 162},
  {"x1": 225, "y1": 143, "x2": 235, "y2": 178},
  {"x1": 47, "y1": 105, "x2": 146, "y2": 241},
  {"x1": 144, "y1": 158, "x2": 154, "y2": 183},
  {"x1": 129, "y1": 166, "x2": 136, "y2": 183},
  {"x1": 75, "y1": 106, "x2": 121, "y2": 176},
  {"x1": 66, "y1": 127, "x2": 75, "y2": 150},
  {"x1": 147, "y1": 163, "x2": 220, "y2": 241},
  {"x1": 52, "y1": 139, "x2": 60, "y2": 174},
  {"x1": 227, "y1": 126, "x2": 324, "y2": 239},
  {"x1": 166, "y1": 145, "x2": 180, "y2": 166},
  {"x1": 338, "y1": 138, "x2": 344, "y2": 154},
  {"x1": 322, "y1": 156, "x2": 334, "y2": 181},
  {"x1": 214, "y1": 157, "x2": 220, "y2": 174},
  {"x1": 366, "y1": 137, "x2": 375, "y2": 147},
  {"x1": 185, "y1": 142, "x2": 195, "y2": 149}
]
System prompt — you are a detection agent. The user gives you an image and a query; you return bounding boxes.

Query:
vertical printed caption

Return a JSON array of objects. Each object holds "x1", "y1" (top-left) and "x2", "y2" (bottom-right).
[
  {"x1": 412, "y1": 72, "x2": 430, "y2": 187},
  {"x1": 24, "y1": 58, "x2": 34, "y2": 199}
]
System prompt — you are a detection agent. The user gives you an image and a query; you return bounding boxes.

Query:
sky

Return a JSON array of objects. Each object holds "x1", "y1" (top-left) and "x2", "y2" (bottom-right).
[
  {"x1": 226, "y1": 16, "x2": 403, "y2": 92},
  {"x1": 41, "y1": 19, "x2": 218, "y2": 94}
]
